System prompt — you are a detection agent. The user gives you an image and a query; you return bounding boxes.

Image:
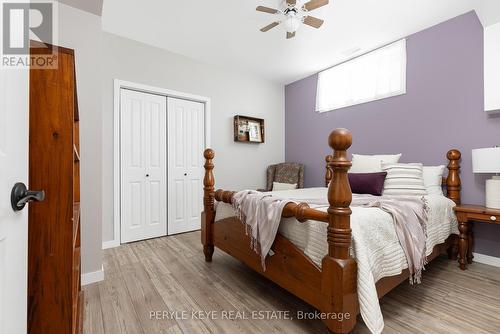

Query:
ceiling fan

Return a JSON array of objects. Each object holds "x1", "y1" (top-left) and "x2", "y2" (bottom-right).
[{"x1": 257, "y1": 0, "x2": 329, "y2": 39}]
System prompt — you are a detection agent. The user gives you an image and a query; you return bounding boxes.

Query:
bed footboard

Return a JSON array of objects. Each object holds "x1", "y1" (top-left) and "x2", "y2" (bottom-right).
[{"x1": 201, "y1": 129, "x2": 358, "y2": 333}]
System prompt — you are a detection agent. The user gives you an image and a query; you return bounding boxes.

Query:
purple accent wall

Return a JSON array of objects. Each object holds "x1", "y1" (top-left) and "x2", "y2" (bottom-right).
[{"x1": 285, "y1": 11, "x2": 500, "y2": 257}]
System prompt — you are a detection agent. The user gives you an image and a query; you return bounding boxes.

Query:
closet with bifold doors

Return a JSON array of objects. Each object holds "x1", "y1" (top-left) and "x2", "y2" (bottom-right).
[{"x1": 119, "y1": 88, "x2": 206, "y2": 243}]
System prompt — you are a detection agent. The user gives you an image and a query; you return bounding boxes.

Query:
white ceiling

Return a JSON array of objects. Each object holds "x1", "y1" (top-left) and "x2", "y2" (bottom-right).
[
  {"x1": 57, "y1": 0, "x2": 103, "y2": 16},
  {"x1": 100, "y1": 0, "x2": 500, "y2": 84}
]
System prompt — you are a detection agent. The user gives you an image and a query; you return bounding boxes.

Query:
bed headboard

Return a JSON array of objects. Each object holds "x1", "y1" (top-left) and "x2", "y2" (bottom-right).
[{"x1": 324, "y1": 150, "x2": 462, "y2": 204}]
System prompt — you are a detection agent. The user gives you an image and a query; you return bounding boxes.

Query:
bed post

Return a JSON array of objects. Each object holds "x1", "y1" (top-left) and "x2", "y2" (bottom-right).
[
  {"x1": 446, "y1": 149, "x2": 461, "y2": 205},
  {"x1": 325, "y1": 155, "x2": 333, "y2": 187},
  {"x1": 321, "y1": 129, "x2": 357, "y2": 334},
  {"x1": 202, "y1": 149, "x2": 215, "y2": 262},
  {"x1": 446, "y1": 149, "x2": 462, "y2": 262}
]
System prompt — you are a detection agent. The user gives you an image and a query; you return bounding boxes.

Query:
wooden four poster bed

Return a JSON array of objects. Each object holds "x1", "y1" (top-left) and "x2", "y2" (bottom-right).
[{"x1": 201, "y1": 128, "x2": 462, "y2": 333}]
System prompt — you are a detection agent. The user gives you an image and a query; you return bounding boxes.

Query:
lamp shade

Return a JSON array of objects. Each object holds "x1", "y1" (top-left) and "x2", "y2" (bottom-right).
[{"x1": 472, "y1": 147, "x2": 500, "y2": 173}]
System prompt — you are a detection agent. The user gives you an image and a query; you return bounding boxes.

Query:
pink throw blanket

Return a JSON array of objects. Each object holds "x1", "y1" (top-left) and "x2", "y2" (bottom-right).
[
  {"x1": 231, "y1": 190, "x2": 429, "y2": 283},
  {"x1": 351, "y1": 194, "x2": 429, "y2": 284},
  {"x1": 231, "y1": 190, "x2": 293, "y2": 270}
]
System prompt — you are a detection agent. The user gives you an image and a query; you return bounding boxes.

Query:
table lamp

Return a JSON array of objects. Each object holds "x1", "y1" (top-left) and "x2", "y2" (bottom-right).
[{"x1": 472, "y1": 147, "x2": 500, "y2": 209}]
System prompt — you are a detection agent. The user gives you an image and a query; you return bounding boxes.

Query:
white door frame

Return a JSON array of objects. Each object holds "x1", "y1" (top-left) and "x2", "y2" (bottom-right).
[{"x1": 106, "y1": 79, "x2": 211, "y2": 249}]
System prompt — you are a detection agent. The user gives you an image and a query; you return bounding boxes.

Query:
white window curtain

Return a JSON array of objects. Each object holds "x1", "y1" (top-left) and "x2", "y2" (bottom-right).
[{"x1": 316, "y1": 39, "x2": 407, "y2": 113}]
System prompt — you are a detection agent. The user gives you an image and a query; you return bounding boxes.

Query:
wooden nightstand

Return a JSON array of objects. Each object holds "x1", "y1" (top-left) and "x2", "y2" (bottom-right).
[{"x1": 454, "y1": 205, "x2": 500, "y2": 270}]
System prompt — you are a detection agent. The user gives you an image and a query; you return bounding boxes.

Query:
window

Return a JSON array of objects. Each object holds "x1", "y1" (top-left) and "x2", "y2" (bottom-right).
[{"x1": 316, "y1": 39, "x2": 407, "y2": 113}]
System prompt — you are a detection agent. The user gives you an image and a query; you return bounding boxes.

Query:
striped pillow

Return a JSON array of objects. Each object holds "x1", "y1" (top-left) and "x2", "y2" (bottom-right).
[{"x1": 381, "y1": 163, "x2": 427, "y2": 196}]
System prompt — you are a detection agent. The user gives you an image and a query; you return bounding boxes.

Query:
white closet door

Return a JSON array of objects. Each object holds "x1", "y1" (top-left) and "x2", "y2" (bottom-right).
[
  {"x1": 121, "y1": 89, "x2": 167, "y2": 243},
  {"x1": 168, "y1": 98, "x2": 205, "y2": 235}
]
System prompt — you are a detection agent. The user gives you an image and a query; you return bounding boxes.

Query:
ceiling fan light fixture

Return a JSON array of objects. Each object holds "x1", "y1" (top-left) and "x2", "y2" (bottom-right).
[{"x1": 284, "y1": 16, "x2": 302, "y2": 33}]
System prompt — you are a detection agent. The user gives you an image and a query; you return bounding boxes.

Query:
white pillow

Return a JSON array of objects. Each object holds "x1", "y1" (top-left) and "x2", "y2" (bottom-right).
[
  {"x1": 423, "y1": 165, "x2": 446, "y2": 196},
  {"x1": 272, "y1": 182, "x2": 297, "y2": 191},
  {"x1": 382, "y1": 163, "x2": 427, "y2": 196},
  {"x1": 350, "y1": 153, "x2": 402, "y2": 173}
]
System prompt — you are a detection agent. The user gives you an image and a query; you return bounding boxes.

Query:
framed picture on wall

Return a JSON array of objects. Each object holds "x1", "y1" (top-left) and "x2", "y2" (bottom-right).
[
  {"x1": 233, "y1": 115, "x2": 265, "y2": 143},
  {"x1": 248, "y1": 121, "x2": 262, "y2": 142}
]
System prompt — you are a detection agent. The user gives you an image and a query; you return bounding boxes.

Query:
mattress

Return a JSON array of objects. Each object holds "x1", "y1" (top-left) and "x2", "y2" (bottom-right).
[{"x1": 214, "y1": 187, "x2": 458, "y2": 334}]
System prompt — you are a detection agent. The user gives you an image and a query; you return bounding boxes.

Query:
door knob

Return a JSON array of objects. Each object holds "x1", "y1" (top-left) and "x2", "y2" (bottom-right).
[
  {"x1": 11, "y1": 182, "x2": 45, "y2": 211},
  {"x1": 184, "y1": 173, "x2": 187, "y2": 176},
  {"x1": 146, "y1": 174, "x2": 150, "y2": 177}
]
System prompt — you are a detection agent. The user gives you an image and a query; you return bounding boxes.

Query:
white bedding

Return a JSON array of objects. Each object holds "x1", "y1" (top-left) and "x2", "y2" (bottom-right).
[{"x1": 214, "y1": 187, "x2": 458, "y2": 334}]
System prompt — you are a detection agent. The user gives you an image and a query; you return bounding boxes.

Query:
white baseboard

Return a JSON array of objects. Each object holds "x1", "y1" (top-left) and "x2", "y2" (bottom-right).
[
  {"x1": 102, "y1": 239, "x2": 120, "y2": 250},
  {"x1": 81, "y1": 266, "x2": 105, "y2": 286},
  {"x1": 472, "y1": 252, "x2": 500, "y2": 268}
]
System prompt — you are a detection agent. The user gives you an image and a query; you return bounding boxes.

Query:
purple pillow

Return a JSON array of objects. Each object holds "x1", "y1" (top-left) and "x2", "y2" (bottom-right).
[{"x1": 348, "y1": 172, "x2": 387, "y2": 196}]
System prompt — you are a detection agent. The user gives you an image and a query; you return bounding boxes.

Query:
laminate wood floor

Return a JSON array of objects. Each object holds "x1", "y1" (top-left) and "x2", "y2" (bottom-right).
[{"x1": 84, "y1": 231, "x2": 500, "y2": 334}]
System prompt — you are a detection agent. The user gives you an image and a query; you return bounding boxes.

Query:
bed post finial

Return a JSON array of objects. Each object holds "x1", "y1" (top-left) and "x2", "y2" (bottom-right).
[
  {"x1": 325, "y1": 155, "x2": 333, "y2": 187},
  {"x1": 446, "y1": 149, "x2": 461, "y2": 205},
  {"x1": 321, "y1": 128, "x2": 357, "y2": 334},
  {"x1": 202, "y1": 149, "x2": 215, "y2": 261}
]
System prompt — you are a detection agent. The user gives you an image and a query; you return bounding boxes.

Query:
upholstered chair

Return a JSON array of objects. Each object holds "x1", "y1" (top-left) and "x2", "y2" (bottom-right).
[{"x1": 261, "y1": 163, "x2": 305, "y2": 191}]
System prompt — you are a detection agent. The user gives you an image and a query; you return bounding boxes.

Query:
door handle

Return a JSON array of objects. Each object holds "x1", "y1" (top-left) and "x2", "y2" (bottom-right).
[
  {"x1": 184, "y1": 173, "x2": 187, "y2": 176},
  {"x1": 11, "y1": 182, "x2": 45, "y2": 211}
]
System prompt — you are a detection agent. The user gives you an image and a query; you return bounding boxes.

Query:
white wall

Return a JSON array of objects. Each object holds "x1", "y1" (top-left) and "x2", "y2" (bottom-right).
[
  {"x1": 100, "y1": 33, "x2": 285, "y2": 243},
  {"x1": 58, "y1": 4, "x2": 103, "y2": 274},
  {"x1": 55, "y1": 3, "x2": 285, "y2": 260},
  {"x1": 485, "y1": 22, "x2": 500, "y2": 113}
]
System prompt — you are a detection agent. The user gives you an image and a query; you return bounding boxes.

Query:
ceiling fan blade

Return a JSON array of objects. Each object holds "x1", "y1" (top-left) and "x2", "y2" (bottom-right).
[
  {"x1": 286, "y1": 31, "x2": 296, "y2": 39},
  {"x1": 303, "y1": 16, "x2": 324, "y2": 28},
  {"x1": 303, "y1": 0, "x2": 329, "y2": 11},
  {"x1": 260, "y1": 22, "x2": 280, "y2": 32},
  {"x1": 256, "y1": 6, "x2": 279, "y2": 14},
  {"x1": 286, "y1": 0, "x2": 297, "y2": 5}
]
